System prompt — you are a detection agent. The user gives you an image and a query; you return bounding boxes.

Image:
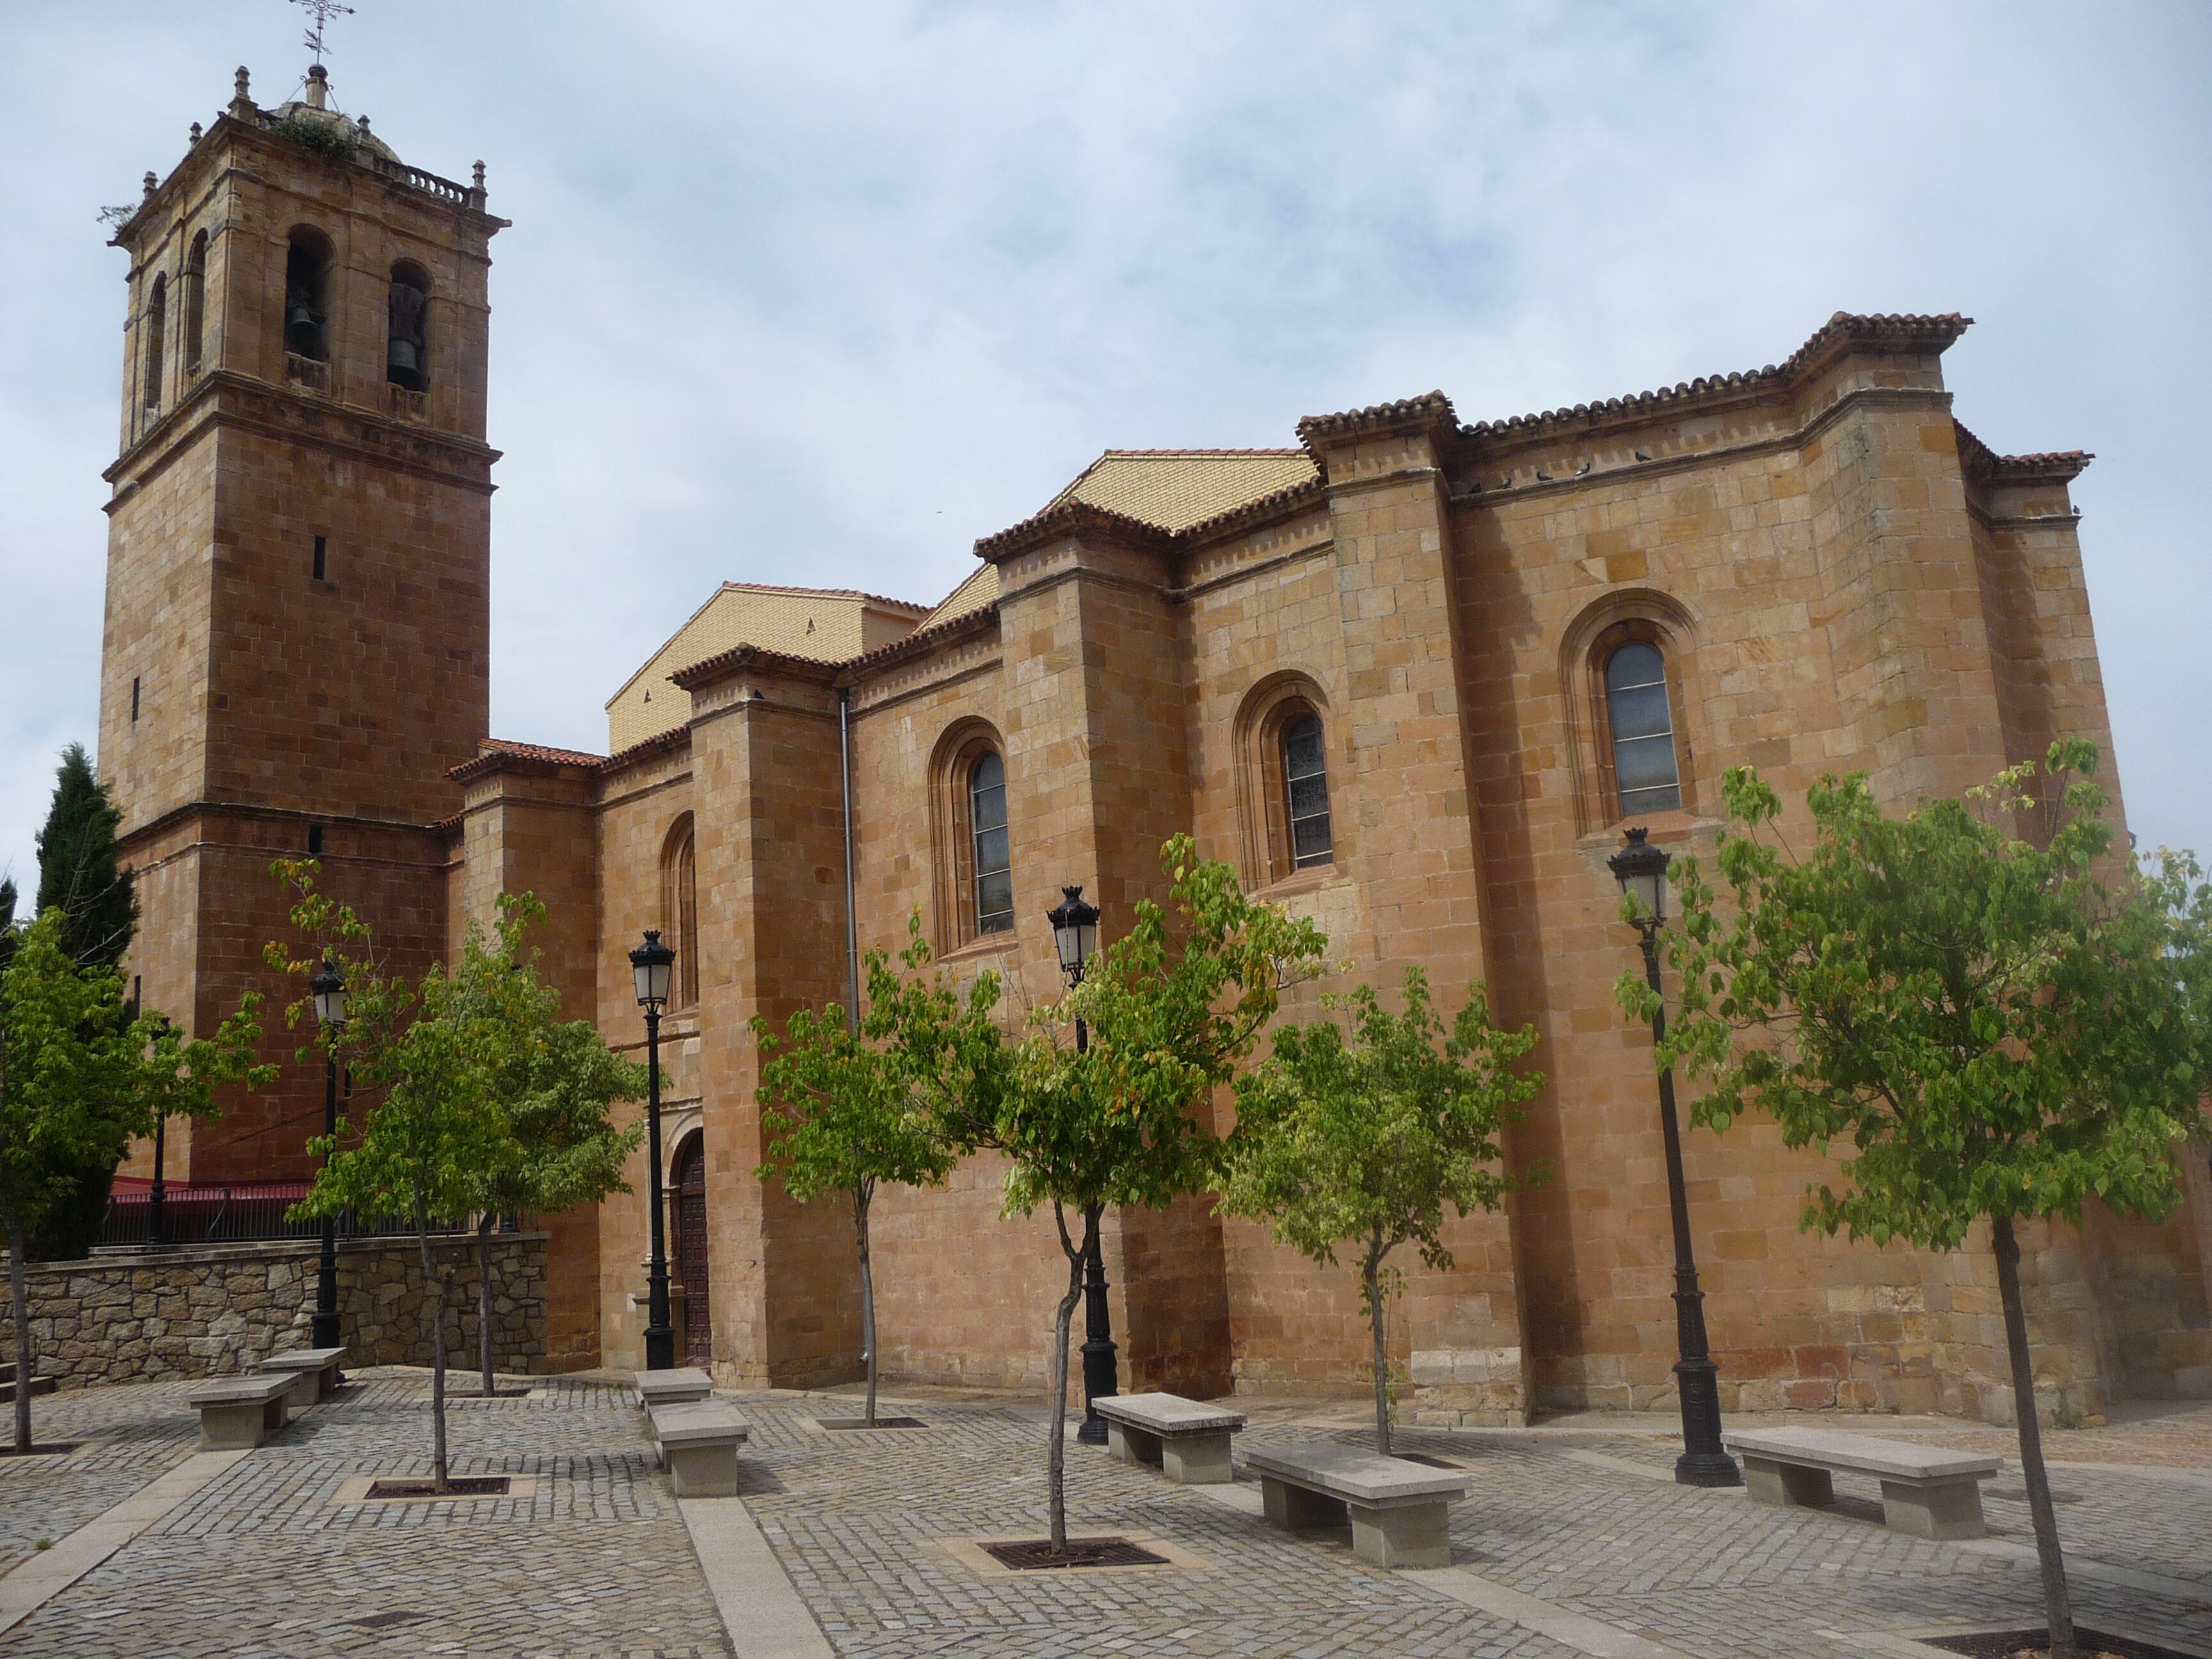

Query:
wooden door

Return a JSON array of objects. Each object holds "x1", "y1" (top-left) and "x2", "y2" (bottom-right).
[{"x1": 673, "y1": 1135, "x2": 712, "y2": 1366}]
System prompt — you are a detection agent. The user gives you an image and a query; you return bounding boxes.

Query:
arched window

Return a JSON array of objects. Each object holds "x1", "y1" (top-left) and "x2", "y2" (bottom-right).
[
  {"x1": 662, "y1": 815, "x2": 700, "y2": 1009},
  {"x1": 968, "y1": 750, "x2": 1013, "y2": 935},
  {"x1": 387, "y1": 261, "x2": 430, "y2": 390},
  {"x1": 1603, "y1": 640, "x2": 1681, "y2": 815},
  {"x1": 933, "y1": 722, "x2": 1015, "y2": 949},
  {"x1": 284, "y1": 227, "x2": 333, "y2": 362},
  {"x1": 1233, "y1": 676, "x2": 1339, "y2": 886},
  {"x1": 181, "y1": 231, "x2": 207, "y2": 374},
  {"x1": 1281, "y1": 711, "x2": 1333, "y2": 869},
  {"x1": 141, "y1": 275, "x2": 166, "y2": 409}
]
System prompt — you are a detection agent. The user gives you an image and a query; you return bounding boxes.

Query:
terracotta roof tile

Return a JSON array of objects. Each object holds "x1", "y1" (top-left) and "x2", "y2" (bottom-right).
[
  {"x1": 1295, "y1": 390, "x2": 1457, "y2": 450},
  {"x1": 1457, "y1": 312, "x2": 1973, "y2": 442},
  {"x1": 920, "y1": 563, "x2": 999, "y2": 629}
]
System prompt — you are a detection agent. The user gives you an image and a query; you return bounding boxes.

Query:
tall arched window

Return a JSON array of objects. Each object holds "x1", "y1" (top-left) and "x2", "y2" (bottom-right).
[
  {"x1": 387, "y1": 261, "x2": 430, "y2": 390},
  {"x1": 284, "y1": 227, "x2": 333, "y2": 362},
  {"x1": 141, "y1": 275, "x2": 166, "y2": 409},
  {"x1": 1281, "y1": 712, "x2": 1333, "y2": 869},
  {"x1": 969, "y1": 750, "x2": 1013, "y2": 935},
  {"x1": 662, "y1": 815, "x2": 700, "y2": 1009},
  {"x1": 1603, "y1": 640, "x2": 1681, "y2": 815},
  {"x1": 181, "y1": 231, "x2": 207, "y2": 374}
]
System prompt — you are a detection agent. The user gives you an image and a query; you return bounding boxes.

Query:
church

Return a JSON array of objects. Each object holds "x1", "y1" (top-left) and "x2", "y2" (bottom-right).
[{"x1": 96, "y1": 60, "x2": 2212, "y2": 1426}]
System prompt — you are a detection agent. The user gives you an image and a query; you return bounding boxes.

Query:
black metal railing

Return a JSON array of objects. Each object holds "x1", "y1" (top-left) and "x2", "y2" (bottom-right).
[{"x1": 95, "y1": 1185, "x2": 484, "y2": 1250}]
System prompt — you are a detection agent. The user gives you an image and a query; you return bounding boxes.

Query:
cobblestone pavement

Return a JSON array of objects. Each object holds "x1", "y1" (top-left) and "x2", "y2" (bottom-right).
[
  {"x1": 3, "y1": 1373, "x2": 2208, "y2": 1658},
  {"x1": 3, "y1": 1369, "x2": 733, "y2": 1659}
]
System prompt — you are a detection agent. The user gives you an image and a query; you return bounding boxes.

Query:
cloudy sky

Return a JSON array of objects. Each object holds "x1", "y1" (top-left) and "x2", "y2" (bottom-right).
[{"x1": 3, "y1": 1, "x2": 2207, "y2": 894}]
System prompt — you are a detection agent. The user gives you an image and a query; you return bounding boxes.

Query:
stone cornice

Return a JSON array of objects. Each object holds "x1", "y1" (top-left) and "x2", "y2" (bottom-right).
[
  {"x1": 1445, "y1": 385, "x2": 1952, "y2": 509},
  {"x1": 105, "y1": 369, "x2": 500, "y2": 507}
]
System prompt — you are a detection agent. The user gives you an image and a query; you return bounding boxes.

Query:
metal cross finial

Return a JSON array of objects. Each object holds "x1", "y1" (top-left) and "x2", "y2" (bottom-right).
[{"x1": 293, "y1": 0, "x2": 356, "y2": 65}]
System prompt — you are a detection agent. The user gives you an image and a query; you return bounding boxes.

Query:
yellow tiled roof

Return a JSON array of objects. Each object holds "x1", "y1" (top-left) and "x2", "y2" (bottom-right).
[
  {"x1": 1045, "y1": 451, "x2": 1319, "y2": 534},
  {"x1": 920, "y1": 563, "x2": 999, "y2": 630},
  {"x1": 605, "y1": 583, "x2": 927, "y2": 752}
]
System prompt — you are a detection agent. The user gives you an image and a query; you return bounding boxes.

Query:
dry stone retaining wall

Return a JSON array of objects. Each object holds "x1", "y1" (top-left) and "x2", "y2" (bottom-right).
[{"x1": 0, "y1": 1232, "x2": 550, "y2": 1390}]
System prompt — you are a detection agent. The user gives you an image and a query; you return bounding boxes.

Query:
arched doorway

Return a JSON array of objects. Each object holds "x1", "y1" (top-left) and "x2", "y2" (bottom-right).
[{"x1": 672, "y1": 1133, "x2": 712, "y2": 1366}]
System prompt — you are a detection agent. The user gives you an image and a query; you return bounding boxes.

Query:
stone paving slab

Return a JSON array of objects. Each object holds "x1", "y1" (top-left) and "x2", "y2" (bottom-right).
[{"x1": 1, "y1": 1373, "x2": 2207, "y2": 1658}]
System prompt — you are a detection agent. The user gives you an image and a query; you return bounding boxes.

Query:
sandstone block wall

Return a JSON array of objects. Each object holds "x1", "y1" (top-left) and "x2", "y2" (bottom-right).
[{"x1": 0, "y1": 1233, "x2": 549, "y2": 1391}]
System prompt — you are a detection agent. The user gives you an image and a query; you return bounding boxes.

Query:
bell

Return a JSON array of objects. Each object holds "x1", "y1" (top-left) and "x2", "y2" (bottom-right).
[
  {"x1": 285, "y1": 298, "x2": 320, "y2": 357},
  {"x1": 386, "y1": 336, "x2": 422, "y2": 390}
]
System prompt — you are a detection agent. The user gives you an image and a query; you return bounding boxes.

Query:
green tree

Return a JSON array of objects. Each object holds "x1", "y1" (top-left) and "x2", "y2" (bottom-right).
[
  {"x1": 0, "y1": 911, "x2": 267, "y2": 1451},
  {"x1": 1218, "y1": 967, "x2": 1543, "y2": 1454},
  {"x1": 1628, "y1": 741, "x2": 2210, "y2": 1659},
  {"x1": 754, "y1": 923, "x2": 975, "y2": 1423},
  {"x1": 271, "y1": 862, "x2": 474, "y2": 1491},
  {"x1": 446, "y1": 895, "x2": 645, "y2": 1395},
  {"x1": 27, "y1": 747, "x2": 142, "y2": 1261},
  {"x1": 35, "y1": 745, "x2": 136, "y2": 972},
  {"x1": 980, "y1": 837, "x2": 1327, "y2": 1551}
]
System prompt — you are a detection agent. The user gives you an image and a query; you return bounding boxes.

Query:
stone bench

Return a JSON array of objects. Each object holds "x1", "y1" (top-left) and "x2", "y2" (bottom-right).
[
  {"x1": 1240, "y1": 1441, "x2": 1469, "y2": 1569},
  {"x1": 1094, "y1": 1392, "x2": 1245, "y2": 1484},
  {"x1": 188, "y1": 1372, "x2": 296, "y2": 1450},
  {"x1": 634, "y1": 1367, "x2": 714, "y2": 1410},
  {"x1": 257, "y1": 1346, "x2": 346, "y2": 1410},
  {"x1": 1722, "y1": 1427, "x2": 2003, "y2": 1540},
  {"x1": 646, "y1": 1399, "x2": 751, "y2": 1498}
]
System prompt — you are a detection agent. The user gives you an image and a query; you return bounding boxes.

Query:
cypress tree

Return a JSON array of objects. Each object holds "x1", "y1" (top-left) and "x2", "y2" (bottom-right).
[
  {"x1": 35, "y1": 746, "x2": 136, "y2": 972},
  {"x1": 26, "y1": 748, "x2": 139, "y2": 1259}
]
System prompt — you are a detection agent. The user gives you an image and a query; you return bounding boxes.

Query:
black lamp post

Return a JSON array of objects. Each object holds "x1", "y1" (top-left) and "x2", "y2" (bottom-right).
[
  {"x1": 1048, "y1": 884, "x2": 1117, "y2": 1447},
  {"x1": 145, "y1": 1016, "x2": 173, "y2": 1253},
  {"x1": 1608, "y1": 828, "x2": 1741, "y2": 1488},
  {"x1": 309, "y1": 959, "x2": 348, "y2": 1350},
  {"x1": 630, "y1": 929, "x2": 677, "y2": 1372}
]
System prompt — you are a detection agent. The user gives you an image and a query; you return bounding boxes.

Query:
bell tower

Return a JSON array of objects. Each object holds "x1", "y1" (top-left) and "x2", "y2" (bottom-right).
[{"x1": 99, "y1": 60, "x2": 506, "y2": 1180}]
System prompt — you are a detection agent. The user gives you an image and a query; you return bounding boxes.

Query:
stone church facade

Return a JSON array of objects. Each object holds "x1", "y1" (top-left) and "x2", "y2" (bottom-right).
[{"x1": 99, "y1": 68, "x2": 2212, "y2": 1420}]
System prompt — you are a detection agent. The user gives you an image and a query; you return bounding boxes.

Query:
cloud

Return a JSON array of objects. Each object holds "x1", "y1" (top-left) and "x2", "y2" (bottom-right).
[{"x1": 1, "y1": 0, "x2": 2204, "y2": 900}]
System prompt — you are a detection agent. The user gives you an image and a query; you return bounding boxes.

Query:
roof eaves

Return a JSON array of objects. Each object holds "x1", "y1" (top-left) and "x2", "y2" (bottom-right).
[
  {"x1": 1954, "y1": 420, "x2": 2092, "y2": 485},
  {"x1": 973, "y1": 497, "x2": 1173, "y2": 565},
  {"x1": 1295, "y1": 390, "x2": 1458, "y2": 458},
  {"x1": 447, "y1": 737, "x2": 607, "y2": 783},
  {"x1": 669, "y1": 641, "x2": 844, "y2": 693},
  {"x1": 1457, "y1": 312, "x2": 1974, "y2": 445},
  {"x1": 599, "y1": 725, "x2": 693, "y2": 774},
  {"x1": 1176, "y1": 472, "x2": 1330, "y2": 543},
  {"x1": 843, "y1": 600, "x2": 1000, "y2": 677}
]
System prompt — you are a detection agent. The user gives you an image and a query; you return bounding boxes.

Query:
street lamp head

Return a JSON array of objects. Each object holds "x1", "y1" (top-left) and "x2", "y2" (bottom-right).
[
  {"x1": 1046, "y1": 884, "x2": 1100, "y2": 981},
  {"x1": 309, "y1": 959, "x2": 348, "y2": 1029},
  {"x1": 630, "y1": 929, "x2": 676, "y2": 1013},
  {"x1": 1607, "y1": 827, "x2": 1671, "y2": 927}
]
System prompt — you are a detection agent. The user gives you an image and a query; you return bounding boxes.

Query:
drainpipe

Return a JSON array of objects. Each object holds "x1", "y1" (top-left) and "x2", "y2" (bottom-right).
[{"x1": 839, "y1": 687, "x2": 860, "y2": 1035}]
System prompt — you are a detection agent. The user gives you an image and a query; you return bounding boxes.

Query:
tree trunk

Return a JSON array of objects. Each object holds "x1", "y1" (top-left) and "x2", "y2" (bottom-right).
[
  {"x1": 1992, "y1": 1214, "x2": 2076, "y2": 1659},
  {"x1": 1045, "y1": 1202, "x2": 1088, "y2": 1554},
  {"x1": 416, "y1": 1196, "x2": 450, "y2": 1494},
  {"x1": 855, "y1": 1182, "x2": 878, "y2": 1426},
  {"x1": 1364, "y1": 1231, "x2": 1391, "y2": 1457},
  {"x1": 476, "y1": 1215, "x2": 497, "y2": 1397},
  {"x1": 9, "y1": 1209, "x2": 30, "y2": 1455}
]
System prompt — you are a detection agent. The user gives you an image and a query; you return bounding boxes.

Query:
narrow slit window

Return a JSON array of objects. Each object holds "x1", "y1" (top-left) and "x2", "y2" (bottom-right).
[
  {"x1": 1281, "y1": 712, "x2": 1333, "y2": 869},
  {"x1": 131, "y1": 677, "x2": 141, "y2": 723},
  {"x1": 307, "y1": 824, "x2": 324, "y2": 855},
  {"x1": 312, "y1": 535, "x2": 327, "y2": 581},
  {"x1": 1605, "y1": 641, "x2": 1682, "y2": 815},
  {"x1": 970, "y1": 750, "x2": 1013, "y2": 934}
]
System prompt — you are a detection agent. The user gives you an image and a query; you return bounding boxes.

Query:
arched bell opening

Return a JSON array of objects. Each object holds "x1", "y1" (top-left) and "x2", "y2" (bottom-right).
[
  {"x1": 386, "y1": 259, "x2": 431, "y2": 392},
  {"x1": 283, "y1": 226, "x2": 335, "y2": 363}
]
